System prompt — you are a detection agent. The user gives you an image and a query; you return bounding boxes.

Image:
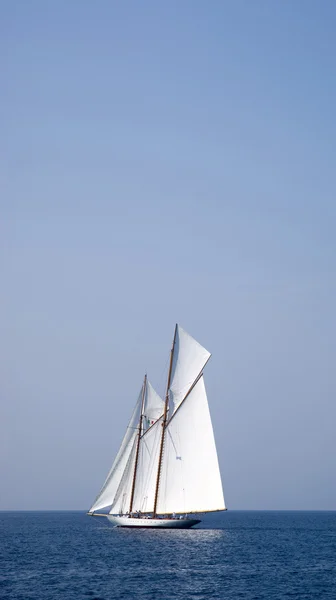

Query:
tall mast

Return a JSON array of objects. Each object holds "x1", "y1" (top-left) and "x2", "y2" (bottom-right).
[
  {"x1": 153, "y1": 324, "x2": 177, "y2": 517},
  {"x1": 129, "y1": 373, "x2": 147, "y2": 514}
]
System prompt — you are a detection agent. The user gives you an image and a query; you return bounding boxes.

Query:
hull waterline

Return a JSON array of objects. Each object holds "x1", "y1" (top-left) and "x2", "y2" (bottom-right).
[{"x1": 107, "y1": 515, "x2": 201, "y2": 528}]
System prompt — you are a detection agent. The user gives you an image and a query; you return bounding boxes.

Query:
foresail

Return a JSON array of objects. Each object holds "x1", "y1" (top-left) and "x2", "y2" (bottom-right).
[
  {"x1": 109, "y1": 436, "x2": 138, "y2": 514},
  {"x1": 169, "y1": 325, "x2": 211, "y2": 412},
  {"x1": 89, "y1": 388, "x2": 142, "y2": 513},
  {"x1": 157, "y1": 376, "x2": 225, "y2": 515}
]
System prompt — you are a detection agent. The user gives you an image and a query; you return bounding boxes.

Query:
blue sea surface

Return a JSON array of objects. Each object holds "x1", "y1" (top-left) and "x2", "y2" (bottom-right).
[{"x1": 0, "y1": 511, "x2": 335, "y2": 599}]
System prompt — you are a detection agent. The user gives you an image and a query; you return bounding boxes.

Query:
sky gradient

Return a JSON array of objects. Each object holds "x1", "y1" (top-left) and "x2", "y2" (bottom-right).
[{"x1": 2, "y1": 0, "x2": 336, "y2": 510}]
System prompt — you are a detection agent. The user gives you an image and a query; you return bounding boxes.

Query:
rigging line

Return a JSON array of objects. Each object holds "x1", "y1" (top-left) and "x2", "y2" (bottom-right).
[
  {"x1": 153, "y1": 324, "x2": 177, "y2": 516},
  {"x1": 165, "y1": 351, "x2": 211, "y2": 429},
  {"x1": 129, "y1": 374, "x2": 147, "y2": 514},
  {"x1": 140, "y1": 414, "x2": 164, "y2": 439},
  {"x1": 165, "y1": 371, "x2": 205, "y2": 429},
  {"x1": 111, "y1": 437, "x2": 137, "y2": 513},
  {"x1": 158, "y1": 351, "x2": 171, "y2": 400}
]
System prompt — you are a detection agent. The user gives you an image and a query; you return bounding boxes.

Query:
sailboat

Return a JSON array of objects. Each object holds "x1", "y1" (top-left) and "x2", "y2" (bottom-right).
[{"x1": 87, "y1": 325, "x2": 226, "y2": 528}]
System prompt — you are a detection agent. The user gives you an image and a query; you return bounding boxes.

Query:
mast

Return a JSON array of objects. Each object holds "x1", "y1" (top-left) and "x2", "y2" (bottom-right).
[
  {"x1": 153, "y1": 324, "x2": 177, "y2": 516},
  {"x1": 129, "y1": 373, "x2": 147, "y2": 514}
]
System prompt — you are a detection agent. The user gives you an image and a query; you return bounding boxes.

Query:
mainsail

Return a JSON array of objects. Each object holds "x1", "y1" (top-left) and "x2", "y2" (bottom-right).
[
  {"x1": 153, "y1": 324, "x2": 225, "y2": 515},
  {"x1": 157, "y1": 376, "x2": 225, "y2": 514},
  {"x1": 129, "y1": 416, "x2": 163, "y2": 513}
]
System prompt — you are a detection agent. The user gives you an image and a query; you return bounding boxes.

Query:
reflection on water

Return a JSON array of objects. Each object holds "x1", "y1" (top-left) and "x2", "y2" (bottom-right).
[
  {"x1": 1, "y1": 511, "x2": 336, "y2": 600},
  {"x1": 113, "y1": 526, "x2": 226, "y2": 541}
]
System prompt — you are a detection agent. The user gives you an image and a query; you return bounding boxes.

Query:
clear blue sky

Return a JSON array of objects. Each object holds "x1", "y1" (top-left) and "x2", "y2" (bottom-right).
[{"x1": 1, "y1": 0, "x2": 336, "y2": 510}]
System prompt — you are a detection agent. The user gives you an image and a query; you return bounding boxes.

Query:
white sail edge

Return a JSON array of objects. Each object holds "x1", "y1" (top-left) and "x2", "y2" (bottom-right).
[{"x1": 109, "y1": 436, "x2": 138, "y2": 515}]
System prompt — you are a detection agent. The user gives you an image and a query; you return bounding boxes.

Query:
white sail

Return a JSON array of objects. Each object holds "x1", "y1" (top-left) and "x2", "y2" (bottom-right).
[
  {"x1": 156, "y1": 376, "x2": 225, "y2": 515},
  {"x1": 89, "y1": 388, "x2": 142, "y2": 513},
  {"x1": 90, "y1": 377, "x2": 163, "y2": 514},
  {"x1": 143, "y1": 380, "x2": 164, "y2": 431},
  {"x1": 169, "y1": 325, "x2": 211, "y2": 412},
  {"x1": 109, "y1": 437, "x2": 138, "y2": 514},
  {"x1": 130, "y1": 417, "x2": 163, "y2": 513},
  {"x1": 88, "y1": 326, "x2": 226, "y2": 526}
]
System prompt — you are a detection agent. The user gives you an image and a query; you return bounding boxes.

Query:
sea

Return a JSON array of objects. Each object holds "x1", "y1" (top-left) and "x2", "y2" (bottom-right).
[{"x1": 0, "y1": 511, "x2": 335, "y2": 600}]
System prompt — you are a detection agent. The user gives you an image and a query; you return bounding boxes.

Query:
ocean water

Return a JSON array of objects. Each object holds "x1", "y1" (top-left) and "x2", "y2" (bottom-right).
[{"x1": 0, "y1": 511, "x2": 335, "y2": 600}]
